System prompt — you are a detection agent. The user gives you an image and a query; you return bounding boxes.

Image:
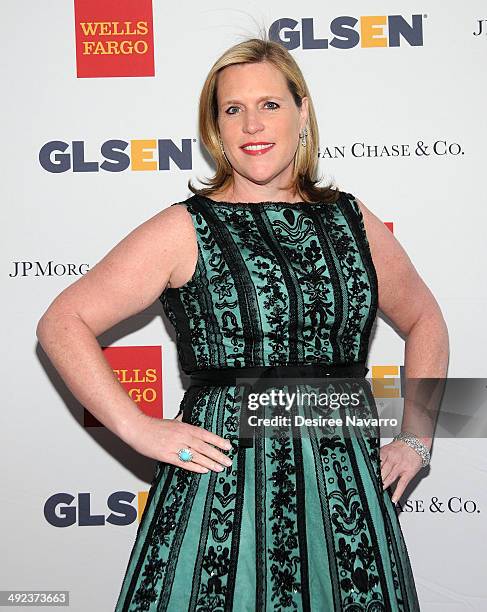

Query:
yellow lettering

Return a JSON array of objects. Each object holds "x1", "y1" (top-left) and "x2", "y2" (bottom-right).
[
  {"x1": 94, "y1": 41, "x2": 108, "y2": 55},
  {"x1": 106, "y1": 40, "x2": 118, "y2": 54},
  {"x1": 137, "y1": 21, "x2": 149, "y2": 35},
  {"x1": 134, "y1": 40, "x2": 148, "y2": 54},
  {"x1": 111, "y1": 21, "x2": 122, "y2": 35},
  {"x1": 361, "y1": 16, "x2": 387, "y2": 48},
  {"x1": 145, "y1": 369, "x2": 157, "y2": 383},
  {"x1": 124, "y1": 21, "x2": 137, "y2": 36},
  {"x1": 79, "y1": 22, "x2": 99, "y2": 36},
  {"x1": 138, "y1": 491, "x2": 148, "y2": 520},
  {"x1": 131, "y1": 140, "x2": 157, "y2": 171},
  {"x1": 371, "y1": 366, "x2": 400, "y2": 399},
  {"x1": 82, "y1": 41, "x2": 95, "y2": 55},
  {"x1": 99, "y1": 22, "x2": 111, "y2": 35}
]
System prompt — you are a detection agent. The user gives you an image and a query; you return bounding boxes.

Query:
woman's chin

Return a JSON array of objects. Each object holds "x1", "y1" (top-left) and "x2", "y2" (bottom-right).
[{"x1": 240, "y1": 167, "x2": 280, "y2": 185}]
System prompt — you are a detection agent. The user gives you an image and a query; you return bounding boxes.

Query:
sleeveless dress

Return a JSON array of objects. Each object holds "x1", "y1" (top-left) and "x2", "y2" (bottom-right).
[{"x1": 115, "y1": 191, "x2": 421, "y2": 611}]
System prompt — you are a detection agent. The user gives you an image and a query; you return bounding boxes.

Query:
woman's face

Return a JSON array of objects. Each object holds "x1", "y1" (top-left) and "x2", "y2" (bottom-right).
[{"x1": 216, "y1": 61, "x2": 309, "y2": 192}]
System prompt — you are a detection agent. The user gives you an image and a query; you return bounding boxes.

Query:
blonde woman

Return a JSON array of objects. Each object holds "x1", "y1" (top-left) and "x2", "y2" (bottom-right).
[{"x1": 37, "y1": 37, "x2": 448, "y2": 611}]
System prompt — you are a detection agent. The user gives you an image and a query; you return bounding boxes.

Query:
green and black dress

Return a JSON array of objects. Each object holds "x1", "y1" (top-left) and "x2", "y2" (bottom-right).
[{"x1": 115, "y1": 191, "x2": 421, "y2": 611}]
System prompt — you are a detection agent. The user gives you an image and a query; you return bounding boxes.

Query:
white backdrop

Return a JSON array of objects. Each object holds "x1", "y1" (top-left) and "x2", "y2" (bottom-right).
[{"x1": 2, "y1": 1, "x2": 486, "y2": 610}]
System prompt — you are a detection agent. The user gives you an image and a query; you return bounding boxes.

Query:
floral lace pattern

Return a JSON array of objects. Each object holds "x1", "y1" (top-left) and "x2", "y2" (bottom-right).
[
  {"x1": 160, "y1": 192, "x2": 377, "y2": 374},
  {"x1": 115, "y1": 192, "x2": 420, "y2": 612}
]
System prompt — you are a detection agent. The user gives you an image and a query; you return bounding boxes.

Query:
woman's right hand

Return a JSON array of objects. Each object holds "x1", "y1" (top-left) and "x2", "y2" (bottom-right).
[{"x1": 129, "y1": 413, "x2": 234, "y2": 474}]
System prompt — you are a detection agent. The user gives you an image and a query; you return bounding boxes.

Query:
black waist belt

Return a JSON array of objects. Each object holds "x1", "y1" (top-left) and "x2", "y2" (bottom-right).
[
  {"x1": 190, "y1": 362, "x2": 368, "y2": 385},
  {"x1": 188, "y1": 362, "x2": 369, "y2": 449}
]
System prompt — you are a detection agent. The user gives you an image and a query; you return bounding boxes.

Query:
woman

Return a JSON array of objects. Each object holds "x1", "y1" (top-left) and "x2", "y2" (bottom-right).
[{"x1": 37, "y1": 37, "x2": 448, "y2": 611}]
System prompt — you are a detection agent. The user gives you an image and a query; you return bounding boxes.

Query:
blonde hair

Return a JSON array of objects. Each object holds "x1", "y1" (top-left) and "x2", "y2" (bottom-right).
[{"x1": 188, "y1": 36, "x2": 340, "y2": 204}]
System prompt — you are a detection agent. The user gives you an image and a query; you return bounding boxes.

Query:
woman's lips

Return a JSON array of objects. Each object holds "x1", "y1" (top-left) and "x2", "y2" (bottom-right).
[{"x1": 240, "y1": 143, "x2": 275, "y2": 156}]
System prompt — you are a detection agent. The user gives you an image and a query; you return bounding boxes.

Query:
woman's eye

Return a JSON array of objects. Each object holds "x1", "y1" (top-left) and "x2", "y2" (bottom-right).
[{"x1": 225, "y1": 101, "x2": 279, "y2": 115}]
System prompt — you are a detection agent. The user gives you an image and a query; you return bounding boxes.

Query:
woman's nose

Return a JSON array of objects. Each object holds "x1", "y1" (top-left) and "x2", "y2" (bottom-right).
[{"x1": 242, "y1": 111, "x2": 265, "y2": 133}]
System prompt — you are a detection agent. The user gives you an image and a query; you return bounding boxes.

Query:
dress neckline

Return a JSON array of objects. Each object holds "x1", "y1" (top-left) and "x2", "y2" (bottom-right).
[{"x1": 198, "y1": 195, "x2": 323, "y2": 207}]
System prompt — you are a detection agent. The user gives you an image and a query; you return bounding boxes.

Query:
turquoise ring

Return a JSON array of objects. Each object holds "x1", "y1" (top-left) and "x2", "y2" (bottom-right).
[{"x1": 177, "y1": 447, "x2": 193, "y2": 462}]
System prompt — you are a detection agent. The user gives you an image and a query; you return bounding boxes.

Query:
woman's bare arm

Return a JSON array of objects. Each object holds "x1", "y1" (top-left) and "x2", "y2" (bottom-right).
[
  {"x1": 35, "y1": 204, "x2": 197, "y2": 444},
  {"x1": 355, "y1": 196, "x2": 449, "y2": 501},
  {"x1": 357, "y1": 197, "x2": 449, "y2": 443},
  {"x1": 357, "y1": 197, "x2": 449, "y2": 375}
]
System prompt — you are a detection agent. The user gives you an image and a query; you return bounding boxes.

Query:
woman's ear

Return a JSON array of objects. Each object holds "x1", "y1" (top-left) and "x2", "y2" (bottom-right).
[{"x1": 299, "y1": 96, "x2": 309, "y2": 131}]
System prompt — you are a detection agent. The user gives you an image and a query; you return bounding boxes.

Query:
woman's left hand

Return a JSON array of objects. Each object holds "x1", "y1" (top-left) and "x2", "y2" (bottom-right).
[{"x1": 380, "y1": 439, "x2": 424, "y2": 504}]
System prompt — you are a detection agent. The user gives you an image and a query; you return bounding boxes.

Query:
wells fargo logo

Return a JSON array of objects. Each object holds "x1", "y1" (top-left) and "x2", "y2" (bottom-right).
[
  {"x1": 74, "y1": 0, "x2": 155, "y2": 78},
  {"x1": 84, "y1": 346, "x2": 163, "y2": 426}
]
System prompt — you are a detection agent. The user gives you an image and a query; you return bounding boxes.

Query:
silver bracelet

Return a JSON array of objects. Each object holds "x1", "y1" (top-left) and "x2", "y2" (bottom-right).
[{"x1": 393, "y1": 431, "x2": 431, "y2": 468}]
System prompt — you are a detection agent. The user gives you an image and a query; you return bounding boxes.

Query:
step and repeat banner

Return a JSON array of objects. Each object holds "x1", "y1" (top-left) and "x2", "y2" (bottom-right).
[{"x1": 2, "y1": 1, "x2": 486, "y2": 610}]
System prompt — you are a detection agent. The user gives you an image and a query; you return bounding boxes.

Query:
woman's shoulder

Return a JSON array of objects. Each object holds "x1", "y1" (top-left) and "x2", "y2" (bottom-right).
[
  {"x1": 327, "y1": 189, "x2": 364, "y2": 222},
  {"x1": 338, "y1": 191, "x2": 381, "y2": 234},
  {"x1": 165, "y1": 194, "x2": 203, "y2": 215},
  {"x1": 337, "y1": 189, "x2": 359, "y2": 208},
  {"x1": 133, "y1": 197, "x2": 198, "y2": 246}
]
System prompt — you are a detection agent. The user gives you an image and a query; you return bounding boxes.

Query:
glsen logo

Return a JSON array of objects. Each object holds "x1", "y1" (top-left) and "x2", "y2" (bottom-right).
[
  {"x1": 38, "y1": 139, "x2": 193, "y2": 173},
  {"x1": 269, "y1": 15, "x2": 425, "y2": 50},
  {"x1": 74, "y1": 0, "x2": 155, "y2": 77},
  {"x1": 84, "y1": 346, "x2": 163, "y2": 427},
  {"x1": 44, "y1": 491, "x2": 148, "y2": 527},
  {"x1": 371, "y1": 365, "x2": 402, "y2": 399}
]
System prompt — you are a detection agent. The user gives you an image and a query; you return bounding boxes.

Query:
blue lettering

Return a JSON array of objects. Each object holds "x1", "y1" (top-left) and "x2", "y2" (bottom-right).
[
  {"x1": 158, "y1": 138, "x2": 193, "y2": 170},
  {"x1": 72, "y1": 141, "x2": 98, "y2": 172},
  {"x1": 106, "y1": 491, "x2": 137, "y2": 526},
  {"x1": 269, "y1": 18, "x2": 300, "y2": 50},
  {"x1": 38, "y1": 141, "x2": 71, "y2": 173},
  {"x1": 330, "y1": 16, "x2": 360, "y2": 49},
  {"x1": 302, "y1": 18, "x2": 327, "y2": 49},
  {"x1": 43, "y1": 493, "x2": 76, "y2": 527},
  {"x1": 388, "y1": 14, "x2": 424, "y2": 47},
  {"x1": 100, "y1": 140, "x2": 130, "y2": 172}
]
